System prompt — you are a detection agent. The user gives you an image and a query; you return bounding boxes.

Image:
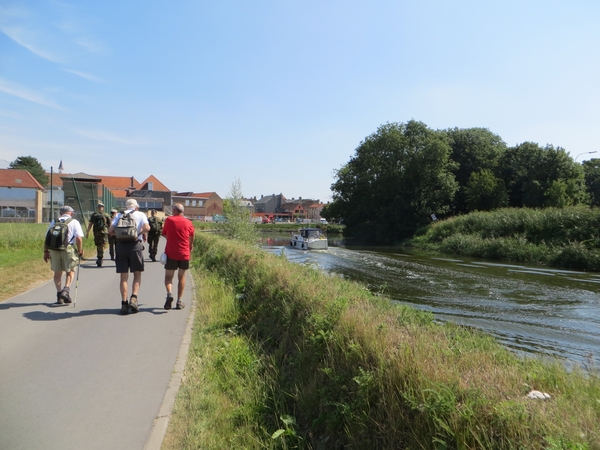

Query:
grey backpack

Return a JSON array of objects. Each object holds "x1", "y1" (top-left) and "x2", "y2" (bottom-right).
[{"x1": 115, "y1": 212, "x2": 138, "y2": 241}]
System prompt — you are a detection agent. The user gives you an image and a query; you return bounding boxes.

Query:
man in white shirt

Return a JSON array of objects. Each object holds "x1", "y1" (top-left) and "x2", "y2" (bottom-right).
[
  {"x1": 108, "y1": 199, "x2": 150, "y2": 315},
  {"x1": 43, "y1": 205, "x2": 85, "y2": 305}
]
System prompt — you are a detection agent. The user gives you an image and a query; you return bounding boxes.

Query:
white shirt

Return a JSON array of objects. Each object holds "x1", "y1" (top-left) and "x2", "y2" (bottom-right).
[
  {"x1": 48, "y1": 214, "x2": 84, "y2": 246},
  {"x1": 111, "y1": 209, "x2": 149, "y2": 241}
]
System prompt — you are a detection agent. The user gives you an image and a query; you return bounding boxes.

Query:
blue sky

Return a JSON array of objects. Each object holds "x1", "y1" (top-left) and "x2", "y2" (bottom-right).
[{"x1": 1, "y1": 1, "x2": 599, "y2": 202}]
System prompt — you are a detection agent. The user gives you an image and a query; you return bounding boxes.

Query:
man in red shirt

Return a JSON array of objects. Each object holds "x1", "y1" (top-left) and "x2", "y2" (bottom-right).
[{"x1": 162, "y1": 203, "x2": 195, "y2": 310}]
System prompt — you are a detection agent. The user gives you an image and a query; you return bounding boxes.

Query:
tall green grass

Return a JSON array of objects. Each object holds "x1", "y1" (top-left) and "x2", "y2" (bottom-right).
[
  {"x1": 168, "y1": 233, "x2": 600, "y2": 449},
  {"x1": 411, "y1": 207, "x2": 600, "y2": 271}
]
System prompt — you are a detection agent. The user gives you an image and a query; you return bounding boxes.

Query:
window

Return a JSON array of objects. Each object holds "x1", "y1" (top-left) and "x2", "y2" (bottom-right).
[
  {"x1": 185, "y1": 200, "x2": 189, "y2": 206},
  {"x1": 192, "y1": 200, "x2": 196, "y2": 207}
]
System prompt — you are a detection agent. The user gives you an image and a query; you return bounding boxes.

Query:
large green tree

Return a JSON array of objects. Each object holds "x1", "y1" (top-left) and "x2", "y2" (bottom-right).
[
  {"x1": 329, "y1": 121, "x2": 458, "y2": 242},
  {"x1": 8, "y1": 156, "x2": 48, "y2": 186},
  {"x1": 582, "y1": 158, "x2": 600, "y2": 207},
  {"x1": 444, "y1": 127, "x2": 507, "y2": 214},
  {"x1": 498, "y1": 143, "x2": 587, "y2": 208}
]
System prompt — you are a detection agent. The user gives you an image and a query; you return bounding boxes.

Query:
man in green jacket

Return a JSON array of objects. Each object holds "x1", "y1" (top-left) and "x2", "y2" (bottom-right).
[{"x1": 86, "y1": 202, "x2": 110, "y2": 267}]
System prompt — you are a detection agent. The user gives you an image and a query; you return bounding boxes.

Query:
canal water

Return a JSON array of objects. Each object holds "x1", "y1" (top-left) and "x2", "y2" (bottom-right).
[{"x1": 260, "y1": 233, "x2": 600, "y2": 367}]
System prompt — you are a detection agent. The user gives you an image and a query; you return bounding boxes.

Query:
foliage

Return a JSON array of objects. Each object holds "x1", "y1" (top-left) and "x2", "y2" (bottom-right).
[
  {"x1": 410, "y1": 206, "x2": 600, "y2": 271},
  {"x1": 444, "y1": 127, "x2": 507, "y2": 214},
  {"x1": 178, "y1": 233, "x2": 600, "y2": 449},
  {"x1": 582, "y1": 158, "x2": 600, "y2": 207},
  {"x1": 329, "y1": 120, "x2": 458, "y2": 243},
  {"x1": 498, "y1": 142, "x2": 587, "y2": 208},
  {"x1": 8, "y1": 155, "x2": 49, "y2": 187},
  {"x1": 220, "y1": 178, "x2": 259, "y2": 245},
  {"x1": 465, "y1": 169, "x2": 508, "y2": 211}
]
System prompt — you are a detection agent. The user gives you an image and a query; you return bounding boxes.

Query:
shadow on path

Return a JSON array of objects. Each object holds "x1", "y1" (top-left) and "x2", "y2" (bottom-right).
[{"x1": 23, "y1": 307, "x2": 169, "y2": 321}]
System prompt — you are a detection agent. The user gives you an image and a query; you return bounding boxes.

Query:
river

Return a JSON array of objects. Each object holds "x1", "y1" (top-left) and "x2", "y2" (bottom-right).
[{"x1": 260, "y1": 233, "x2": 600, "y2": 367}]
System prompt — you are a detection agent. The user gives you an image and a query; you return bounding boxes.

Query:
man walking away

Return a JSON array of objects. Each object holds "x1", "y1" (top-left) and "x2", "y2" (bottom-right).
[
  {"x1": 162, "y1": 203, "x2": 195, "y2": 310},
  {"x1": 43, "y1": 206, "x2": 85, "y2": 304},
  {"x1": 86, "y1": 202, "x2": 110, "y2": 267},
  {"x1": 108, "y1": 199, "x2": 150, "y2": 315},
  {"x1": 147, "y1": 209, "x2": 162, "y2": 261},
  {"x1": 108, "y1": 209, "x2": 118, "y2": 260}
]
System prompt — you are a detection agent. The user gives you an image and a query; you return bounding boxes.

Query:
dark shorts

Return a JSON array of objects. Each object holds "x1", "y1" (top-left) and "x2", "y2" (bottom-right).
[
  {"x1": 115, "y1": 241, "x2": 145, "y2": 273},
  {"x1": 164, "y1": 257, "x2": 190, "y2": 271}
]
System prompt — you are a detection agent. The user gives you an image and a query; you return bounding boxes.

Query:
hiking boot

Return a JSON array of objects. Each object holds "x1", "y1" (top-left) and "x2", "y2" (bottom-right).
[
  {"x1": 96, "y1": 257, "x2": 102, "y2": 267},
  {"x1": 164, "y1": 295, "x2": 173, "y2": 310},
  {"x1": 150, "y1": 254, "x2": 156, "y2": 262},
  {"x1": 175, "y1": 300, "x2": 185, "y2": 310},
  {"x1": 60, "y1": 289, "x2": 72, "y2": 304},
  {"x1": 55, "y1": 292, "x2": 64, "y2": 305},
  {"x1": 129, "y1": 296, "x2": 139, "y2": 313},
  {"x1": 120, "y1": 301, "x2": 129, "y2": 315}
]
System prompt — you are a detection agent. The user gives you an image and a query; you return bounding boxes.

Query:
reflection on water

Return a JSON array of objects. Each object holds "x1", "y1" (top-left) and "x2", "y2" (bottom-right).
[{"x1": 260, "y1": 233, "x2": 600, "y2": 365}]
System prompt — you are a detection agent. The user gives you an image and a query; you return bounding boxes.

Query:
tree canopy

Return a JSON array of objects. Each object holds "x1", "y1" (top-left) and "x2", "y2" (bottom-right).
[
  {"x1": 8, "y1": 156, "x2": 48, "y2": 187},
  {"x1": 329, "y1": 121, "x2": 458, "y2": 243}
]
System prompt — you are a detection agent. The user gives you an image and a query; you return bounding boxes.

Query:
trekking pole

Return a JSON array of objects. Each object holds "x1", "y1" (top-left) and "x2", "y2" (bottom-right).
[{"x1": 73, "y1": 255, "x2": 81, "y2": 308}]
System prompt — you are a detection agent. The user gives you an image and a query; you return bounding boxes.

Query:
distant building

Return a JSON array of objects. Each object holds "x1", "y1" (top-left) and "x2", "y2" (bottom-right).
[
  {"x1": 172, "y1": 191, "x2": 223, "y2": 220},
  {"x1": 0, "y1": 169, "x2": 45, "y2": 223}
]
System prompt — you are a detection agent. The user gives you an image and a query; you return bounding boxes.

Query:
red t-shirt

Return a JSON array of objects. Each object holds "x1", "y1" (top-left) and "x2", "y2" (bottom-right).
[{"x1": 162, "y1": 215, "x2": 195, "y2": 260}]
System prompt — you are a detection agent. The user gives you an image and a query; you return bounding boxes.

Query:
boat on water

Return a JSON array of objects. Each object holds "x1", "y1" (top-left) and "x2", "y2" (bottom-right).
[{"x1": 290, "y1": 228, "x2": 328, "y2": 250}]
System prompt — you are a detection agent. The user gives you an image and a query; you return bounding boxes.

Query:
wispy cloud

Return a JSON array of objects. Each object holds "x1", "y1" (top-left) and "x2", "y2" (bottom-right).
[
  {"x1": 0, "y1": 78, "x2": 63, "y2": 109},
  {"x1": 73, "y1": 129, "x2": 154, "y2": 146},
  {"x1": 0, "y1": 24, "x2": 63, "y2": 63},
  {"x1": 63, "y1": 68, "x2": 104, "y2": 83}
]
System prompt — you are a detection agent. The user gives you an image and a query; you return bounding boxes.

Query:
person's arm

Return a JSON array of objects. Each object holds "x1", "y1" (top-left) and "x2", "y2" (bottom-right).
[
  {"x1": 189, "y1": 224, "x2": 195, "y2": 253},
  {"x1": 75, "y1": 236, "x2": 84, "y2": 257}
]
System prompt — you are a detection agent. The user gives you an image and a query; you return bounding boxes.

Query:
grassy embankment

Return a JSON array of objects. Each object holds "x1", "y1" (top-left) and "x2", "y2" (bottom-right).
[
  {"x1": 0, "y1": 223, "x2": 99, "y2": 301},
  {"x1": 410, "y1": 206, "x2": 600, "y2": 271},
  {"x1": 164, "y1": 232, "x2": 600, "y2": 449}
]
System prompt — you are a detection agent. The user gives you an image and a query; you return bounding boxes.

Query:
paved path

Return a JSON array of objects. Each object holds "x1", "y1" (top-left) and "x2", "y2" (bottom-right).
[{"x1": 0, "y1": 242, "x2": 193, "y2": 450}]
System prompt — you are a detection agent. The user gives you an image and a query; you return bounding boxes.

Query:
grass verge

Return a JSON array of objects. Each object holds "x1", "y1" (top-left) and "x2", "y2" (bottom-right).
[
  {"x1": 167, "y1": 233, "x2": 600, "y2": 449},
  {"x1": 1, "y1": 223, "x2": 100, "y2": 301}
]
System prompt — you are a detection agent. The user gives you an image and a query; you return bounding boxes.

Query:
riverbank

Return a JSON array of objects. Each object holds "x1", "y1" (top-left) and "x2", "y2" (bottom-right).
[
  {"x1": 164, "y1": 232, "x2": 600, "y2": 449},
  {"x1": 409, "y1": 206, "x2": 600, "y2": 272}
]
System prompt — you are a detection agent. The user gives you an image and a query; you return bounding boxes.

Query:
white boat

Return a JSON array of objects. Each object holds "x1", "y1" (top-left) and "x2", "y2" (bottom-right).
[{"x1": 290, "y1": 228, "x2": 328, "y2": 250}]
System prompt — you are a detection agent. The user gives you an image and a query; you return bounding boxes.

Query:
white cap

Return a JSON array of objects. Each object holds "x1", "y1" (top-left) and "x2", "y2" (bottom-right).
[{"x1": 125, "y1": 199, "x2": 139, "y2": 209}]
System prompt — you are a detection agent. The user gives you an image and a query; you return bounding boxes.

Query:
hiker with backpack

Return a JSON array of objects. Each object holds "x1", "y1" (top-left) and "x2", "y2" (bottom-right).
[
  {"x1": 108, "y1": 199, "x2": 150, "y2": 315},
  {"x1": 85, "y1": 202, "x2": 111, "y2": 267},
  {"x1": 147, "y1": 209, "x2": 163, "y2": 262},
  {"x1": 43, "y1": 205, "x2": 85, "y2": 305}
]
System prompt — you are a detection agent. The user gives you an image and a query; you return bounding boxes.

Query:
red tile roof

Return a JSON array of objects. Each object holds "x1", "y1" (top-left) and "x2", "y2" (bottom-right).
[
  {"x1": 137, "y1": 175, "x2": 170, "y2": 191},
  {"x1": 0, "y1": 169, "x2": 45, "y2": 190}
]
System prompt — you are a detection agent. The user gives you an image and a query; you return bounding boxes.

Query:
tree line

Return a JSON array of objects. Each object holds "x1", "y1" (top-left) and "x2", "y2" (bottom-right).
[{"x1": 322, "y1": 120, "x2": 600, "y2": 243}]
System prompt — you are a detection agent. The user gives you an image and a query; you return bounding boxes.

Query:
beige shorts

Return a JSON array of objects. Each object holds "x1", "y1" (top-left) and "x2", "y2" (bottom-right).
[{"x1": 49, "y1": 246, "x2": 79, "y2": 273}]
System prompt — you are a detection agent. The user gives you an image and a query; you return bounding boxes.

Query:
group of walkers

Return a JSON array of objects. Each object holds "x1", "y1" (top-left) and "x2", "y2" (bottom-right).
[{"x1": 43, "y1": 199, "x2": 195, "y2": 314}]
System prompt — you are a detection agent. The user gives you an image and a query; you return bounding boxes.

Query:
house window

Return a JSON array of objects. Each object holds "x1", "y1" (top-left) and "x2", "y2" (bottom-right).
[
  {"x1": 192, "y1": 200, "x2": 196, "y2": 207},
  {"x1": 185, "y1": 200, "x2": 189, "y2": 206}
]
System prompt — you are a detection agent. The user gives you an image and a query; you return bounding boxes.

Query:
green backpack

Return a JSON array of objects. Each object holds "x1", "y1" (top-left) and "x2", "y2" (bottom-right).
[
  {"x1": 45, "y1": 218, "x2": 73, "y2": 250},
  {"x1": 92, "y1": 212, "x2": 108, "y2": 232}
]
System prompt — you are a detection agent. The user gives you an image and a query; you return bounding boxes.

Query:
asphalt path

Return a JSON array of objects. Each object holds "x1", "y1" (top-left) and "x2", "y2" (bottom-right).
[{"x1": 0, "y1": 240, "x2": 193, "y2": 450}]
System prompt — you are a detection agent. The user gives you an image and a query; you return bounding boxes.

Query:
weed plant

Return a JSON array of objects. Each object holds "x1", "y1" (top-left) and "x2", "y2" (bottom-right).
[
  {"x1": 411, "y1": 206, "x2": 600, "y2": 271},
  {"x1": 171, "y1": 233, "x2": 600, "y2": 449}
]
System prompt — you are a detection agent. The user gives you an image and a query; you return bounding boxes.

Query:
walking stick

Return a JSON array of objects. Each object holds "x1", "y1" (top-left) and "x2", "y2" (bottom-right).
[{"x1": 73, "y1": 255, "x2": 81, "y2": 308}]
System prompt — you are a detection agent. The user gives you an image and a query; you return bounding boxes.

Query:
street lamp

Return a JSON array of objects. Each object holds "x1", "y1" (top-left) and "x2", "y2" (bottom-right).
[{"x1": 575, "y1": 151, "x2": 598, "y2": 161}]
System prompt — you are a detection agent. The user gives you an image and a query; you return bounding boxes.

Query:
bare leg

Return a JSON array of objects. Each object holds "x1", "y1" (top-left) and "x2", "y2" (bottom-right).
[
  {"x1": 120, "y1": 273, "x2": 129, "y2": 301},
  {"x1": 164, "y1": 269, "x2": 175, "y2": 296},
  {"x1": 177, "y1": 268, "x2": 186, "y2": 300},
  {"x1": 132, "y1": 271, "x2": 142, "y2": 296},
  {"x1": 64, "y1": 270, "x2": 74, "y2": 288},
  {"x1": 53, "y1": 271, "x2": 63, "y2": 292}
]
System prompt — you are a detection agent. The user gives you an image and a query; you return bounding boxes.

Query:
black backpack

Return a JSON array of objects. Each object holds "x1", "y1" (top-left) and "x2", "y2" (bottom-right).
[
  {"x1": 115, "y1": 212, "x2": 138, "y2": 241},
  {"x1": 45, "y1": 218, "x2": 73, "y2": 250}
]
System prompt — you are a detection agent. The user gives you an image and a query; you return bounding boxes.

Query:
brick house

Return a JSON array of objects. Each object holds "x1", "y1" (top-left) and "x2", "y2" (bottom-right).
[{"x1": 172, "y1": 192, "x2": 223, "y2": 220}]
